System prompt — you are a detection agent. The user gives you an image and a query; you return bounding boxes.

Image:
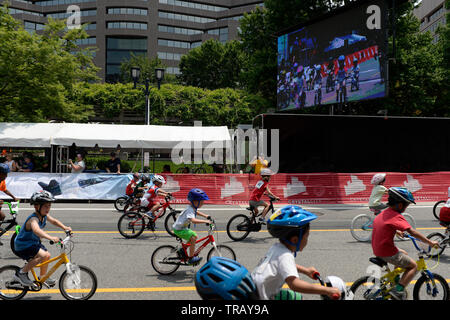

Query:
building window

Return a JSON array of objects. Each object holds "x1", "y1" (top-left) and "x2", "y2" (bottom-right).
[
  {"x1": 157, "y1": 51, "x2": 183, "y2": 61},
  {"x1": 107, "y1": 8, "x2": 148, "y2": 16},
  {"x1": 47, "y1": 9, "x2": 97, "y2": 19},
  {"x1": 75, "y1": 37, "x2": 96, "y2": 45},
  {"x1": 24, "y1": 21, "x2": 45, "y2": 33},
  {"x1": 106, "y1": 37, "x2": 148, "y2": 83},
  {"x1": 8, "y1": 8, "x2": 44, "y2": 16},
  {"x1": 158, "y1": 38, "x2": 190, "y2": 49},
  {"x1": 166, "y1": 66, "x2": 181, "y2": 75},
  {"x1": 207, "y1": 27, "x2": 228, "y2": 43},
  {"x1": 107, "y1": 21, "x2": 148, "y2": 30},
  {"x1": 158, "y1": 24, "x2": 202, "y2": 35},
  {"x1": 158, "y1": 0, "x2": 227, "y2": 12},
  {"x1": 158, "y1": 11, "x2": 215, "y2": 23}
]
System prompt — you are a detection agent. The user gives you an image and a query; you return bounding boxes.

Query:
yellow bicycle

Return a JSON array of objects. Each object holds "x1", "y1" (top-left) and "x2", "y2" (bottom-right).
[
  {"x1": 0, "y1": 231, "x2": 97, "y2": 300},
  {"x1": 350, "y1": 234, "x2": 449, "y2": 300}
]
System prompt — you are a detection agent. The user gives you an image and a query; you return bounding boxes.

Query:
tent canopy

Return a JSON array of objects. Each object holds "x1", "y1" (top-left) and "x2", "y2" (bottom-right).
[{"x1": 0, "y1": 122, "x2": 231, "y2": 149}]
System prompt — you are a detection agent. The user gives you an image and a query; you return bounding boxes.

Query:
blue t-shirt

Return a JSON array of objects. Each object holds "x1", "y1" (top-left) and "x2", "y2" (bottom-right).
[{"x1": 14, "y1": 212, "x2": 47, "y2": 251}]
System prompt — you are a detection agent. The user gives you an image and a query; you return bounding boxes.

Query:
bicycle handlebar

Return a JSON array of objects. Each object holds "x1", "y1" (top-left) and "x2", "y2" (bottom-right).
[
  {"x1": 312, "y1": 272, "x2": 340, "y2": 300},
  {"x1": 404, "y1": 233, "x2": 432, "y2": 254}
]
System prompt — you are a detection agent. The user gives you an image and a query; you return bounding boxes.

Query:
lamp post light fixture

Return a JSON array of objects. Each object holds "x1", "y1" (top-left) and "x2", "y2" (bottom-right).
[
  {"x1": 155, "y1": 67, "x2": 165, "y2": 90},
  {"x1": 130, "y1": 66, "x2": 151, "y2": 125}
]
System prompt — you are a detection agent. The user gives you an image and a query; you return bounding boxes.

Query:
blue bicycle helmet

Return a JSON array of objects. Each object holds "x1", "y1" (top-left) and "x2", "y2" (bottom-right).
[
  {"x1": 187, "y1": 188, "x2": 209, "y2": 201},
  {"x1": 195, "y1": 257, "x2": 259, "y2": 300},
  {"x1": 388, "y1": 187, "x2": 416, "y2": 205},
  {"x1": 0, "y1": 163, "x2": 10, "y2": 174},
  {"x1": 267, "y1": 205, "x2": 317, "y2": 255}
]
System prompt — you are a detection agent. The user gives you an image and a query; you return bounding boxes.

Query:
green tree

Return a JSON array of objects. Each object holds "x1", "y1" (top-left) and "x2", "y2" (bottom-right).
[
  {"x1": 179, "y1": 39, "x2": 244, "y2": 90},
  {"x1": 119, "y1": 53, "x2": 179, "y2": 84},
  {"x1": 0, "y1": 5, "x2": 99, "y2": 122}
]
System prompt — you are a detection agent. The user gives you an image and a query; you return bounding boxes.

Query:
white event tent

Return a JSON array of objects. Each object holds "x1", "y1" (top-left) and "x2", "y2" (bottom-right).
[{"x1": 0, "y1": 122, "x2": 231, "y2": 148}]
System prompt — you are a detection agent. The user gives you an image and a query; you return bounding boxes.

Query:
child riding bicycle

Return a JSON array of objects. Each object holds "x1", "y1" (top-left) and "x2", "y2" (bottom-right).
[
  {"x1": 0, "y1": 163, "x2": 18, "y2": 246},
  {"x1": 251, "y1": 205, "x2": 341, "y2": 300},
  {"x1": 368, "y1": 173, "x2": 388, "y2": 214},
  {"x1": 439, "y1": 187, "x2": 450, "y2": 224},
  {"x1": 140, "y1": 174, "x2": 171, "y2": 218},
  {"x1": 371, "y1": 187, "x2": 439, "y2": 300},
  {"x1": 13, "y1": 191, "x2": 72, "y2": 287},
  {"x1": 249, "y1": 168, "x2": 280, "y2": 223},
  {"x1": 172, "y1": 188, "x2": 212, "y2": 265}
]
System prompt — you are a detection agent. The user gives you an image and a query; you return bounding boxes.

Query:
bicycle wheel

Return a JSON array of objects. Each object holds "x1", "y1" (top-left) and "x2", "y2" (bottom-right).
[
  {"x1": 396, "y1": 213, "x2": 416, "y2": 241},
  {"x1": 350, "y1": 214, "x2": 373, "y2": 242},
  {"x1": 114, "y1": 196, "x2": 128, "y2": 212},
  {"x1": 349, "y1": 276, "x2": 383, "y2": 300},
  {"x1": 10, "y1": 231, "x2": 20, "y2": 258},
  {"x1": 433, "y1": 200, "x2": 446, "y2": 220},
  {"x1": 207, "y1": 245, "x2": 236, "y2": 261},
  {"x1": 123, "y1": 203, "x2": 140, "y2": 214},
  {"x1": 151, "y1": 245, "x2": 181, "y2": 275},
  {"x1": 413, "y1": 273, "x2": 449, "y2": 300},
  {"x1": 226, "y1": 214, "x2": 251, "y2": 241},
  {"x1": 59, "y1": 265, "x2": 97, "y2": 300},
  {"x1": 117, "y1": 212, "x2": 145, "y2": 239},
  {"x1": 164, "y1": 210, "x2": 180, "y2": 237},
  {"x1": 425, "y1": 232, "x2": 446, "y2": 258},
  {"x1": 0, "y1": 265, "x2": 28, "y2": 300}
]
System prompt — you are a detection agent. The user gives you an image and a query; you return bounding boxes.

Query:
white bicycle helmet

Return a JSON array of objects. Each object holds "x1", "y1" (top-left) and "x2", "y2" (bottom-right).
[
  {"x1": 152, "y1": 174, "x2": 166, "y2": 184},
  {"x1": 325, "y1": 276, "x2": 353, "y2": 300},
  {"x1": 370, "y1": 173, "x2": 386, "y2": 185}
]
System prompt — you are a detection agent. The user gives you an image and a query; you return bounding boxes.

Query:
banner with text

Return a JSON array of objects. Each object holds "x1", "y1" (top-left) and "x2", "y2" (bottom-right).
[{"x1": 2, "y1": 172, "x2": 449, "y2": 203}]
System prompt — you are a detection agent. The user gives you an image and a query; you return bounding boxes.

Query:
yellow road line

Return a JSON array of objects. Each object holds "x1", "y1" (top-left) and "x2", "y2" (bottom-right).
[{"x1": 2, "y1": 227, "x2": 445, "y2": 236}]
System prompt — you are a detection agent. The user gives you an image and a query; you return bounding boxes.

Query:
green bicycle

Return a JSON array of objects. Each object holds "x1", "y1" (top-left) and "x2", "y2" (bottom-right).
[
  {"x1": 0, "y1": 201, "x2": 21, "y2": 256},
  {"x1": 350, "y1": 234, "x2": 449, "y2": 300}
]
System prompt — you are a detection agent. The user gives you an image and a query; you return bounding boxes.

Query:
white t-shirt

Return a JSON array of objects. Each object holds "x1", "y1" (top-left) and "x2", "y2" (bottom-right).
[
  {"x1": 368, "y1": 185, "x2": 387, "y2": 207},
  {"x1": 172, "y1": 205, "x2": 196, "y2": 231},
  {"x1": 251, "y1": 243, "x2": 299, "y2": 300},
  {"x1": 71, "y1": 160, "x2": 85, "y2": 173}
]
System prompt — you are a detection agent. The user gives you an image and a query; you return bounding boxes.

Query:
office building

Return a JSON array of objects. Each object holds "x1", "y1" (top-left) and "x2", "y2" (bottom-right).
[
  {"x1": 2, "y1": 0, "x2": 264, "y2": 81},
  {"x1": 413, "y1": 0, "x2": 448, "y2": 43}
]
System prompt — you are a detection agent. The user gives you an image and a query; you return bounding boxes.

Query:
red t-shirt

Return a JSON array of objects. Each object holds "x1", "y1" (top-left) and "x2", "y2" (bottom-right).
[
  {"x1": 125, "y1": 180, "x2": 137, "y2": 196},
  {"x1": 250, "y1": 180, "x2": 268, "y2": 201},
  {"x1": 144, "y1": 185, "x2": 159, "y2": 201},
  {"x1": 440, "y1": 206, "x2": 450, "y2": 222},
  {"x1": 372, "y1": 207, "x2": 412, "y2": 257}
]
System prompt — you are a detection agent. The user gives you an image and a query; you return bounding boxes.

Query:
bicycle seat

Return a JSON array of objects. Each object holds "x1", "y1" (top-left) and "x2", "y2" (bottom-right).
[{"x1": 369, "y1": 257, "x2": 387, "y2": 268}]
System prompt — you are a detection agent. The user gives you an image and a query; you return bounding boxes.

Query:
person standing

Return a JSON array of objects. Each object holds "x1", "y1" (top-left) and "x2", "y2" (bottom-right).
[
  {"x1": 68, "y1": 153, "x2": 86, "y2": 173},
  {"x1": 4, "y1": 153, "x2": 18, "y2": 172}
]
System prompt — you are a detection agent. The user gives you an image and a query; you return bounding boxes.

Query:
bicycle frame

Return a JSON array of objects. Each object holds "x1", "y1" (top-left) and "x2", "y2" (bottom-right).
[
  {"x1": 181, "y1": 233, "x2": 215, "y2": 258},
  {"x1": 0, "y1": 202, "x2": 19, "y2": 237},
  {"x1": 370, "y1": 235, "x2": 437, "y2": 299},
  {"x1": 31, "y1": 252, "x2": 70, "y2": 285}
]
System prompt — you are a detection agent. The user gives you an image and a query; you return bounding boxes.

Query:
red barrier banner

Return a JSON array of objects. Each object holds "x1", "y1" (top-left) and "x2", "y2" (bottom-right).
[{"x1": 160, "y1": 172, "x2": 450, "y2": 205}]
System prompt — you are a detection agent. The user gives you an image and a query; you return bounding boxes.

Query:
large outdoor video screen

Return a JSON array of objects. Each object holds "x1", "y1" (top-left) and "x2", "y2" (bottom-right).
[{"x1": 277, "y1": 0, "x2": 388, "y2": 110}]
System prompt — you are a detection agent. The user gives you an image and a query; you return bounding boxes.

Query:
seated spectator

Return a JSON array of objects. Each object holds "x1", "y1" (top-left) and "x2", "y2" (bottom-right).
[
  {"x1": 162, "y1": 164, "x2": 172, "y2": 174},
  {"x1": 40, "y1": 160, "x2": 50, "y2": 173},
  {"x1": 68, "y1": 153, "x2": 86, "y2": 173},
  {"x1": 4, "y1": 153, "x2": 17, "y2": 172},
  {"x1": 182, "y1": 167, "x2": 190, "y2": 174},
  {"x1": 106, "y1": 152, "x2": 121, "y2": 174},
  {"x1": 18, "y1": 155, "x2": 34, "y2": 172}
]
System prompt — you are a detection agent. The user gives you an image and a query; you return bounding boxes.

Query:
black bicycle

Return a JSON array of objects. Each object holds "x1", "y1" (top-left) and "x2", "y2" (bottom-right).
[
  {"x1": 226, "y1": 195, "x2": 278, "y2": 241},
  {"x1": 432, "y1": 200, "x2": 446, "y2": 220},
  {"x1": 0, "y1": 201, "x2": 21, "y2": 257}
]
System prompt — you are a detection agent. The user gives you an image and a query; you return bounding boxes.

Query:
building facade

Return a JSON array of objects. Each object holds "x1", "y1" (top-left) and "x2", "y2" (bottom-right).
[
  {"x1": 413, "y1": 0, "x2": 448, "y2": 43},
  {"x1": 2, "y1": 0, "x2": 263, "y2": 81}
]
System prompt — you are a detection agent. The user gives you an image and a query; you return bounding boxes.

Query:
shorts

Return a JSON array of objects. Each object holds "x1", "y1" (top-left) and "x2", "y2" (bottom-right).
[
  {"x1": 379, "y1": 251, "x2": 415, "y2": 269},
  {"x1": 15, "y1": 243, "x2": 47, "y2": 261},
  {"x1": 141, "y1": 198, "x2": 157, "y2": 209},
  {"x1": 369, "y1": 203, "x2": 388, "y2": 214},
  {"x1": 273, "y1": 289, "x2": 302, "y2": 300},
  {"x1": 249, "y1": 200, "x2": 266, "y2": 208},
  {"x1": 173, "y1": 229, "x2": 197, "y2": 241}
]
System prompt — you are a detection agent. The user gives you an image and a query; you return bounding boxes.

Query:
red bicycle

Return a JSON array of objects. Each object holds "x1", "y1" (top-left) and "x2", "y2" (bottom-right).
[
  {"x1": 117, "y1": 195, "x2": 180, "y2": 239},
  {"x1": 151, "y1": 222, "x2": 236, "y2": 275}
]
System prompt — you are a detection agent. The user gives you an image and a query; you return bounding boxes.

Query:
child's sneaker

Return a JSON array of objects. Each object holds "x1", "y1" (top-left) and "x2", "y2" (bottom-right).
[
  {"x1": 42, "y1": 277, "x2": 57, "y2": 288},
  {"x1": 258, "y1": 217, "x2": 266, "y2": 224},
  {"x1": 13, "y1": 271, "x2": 34, "y2": 287},
  {"x1": 389, "y1": 287, "x2": 407, "y2": 300},
  {"x1": 188, "y1": 256, "x2": 202, "y2": 265}
]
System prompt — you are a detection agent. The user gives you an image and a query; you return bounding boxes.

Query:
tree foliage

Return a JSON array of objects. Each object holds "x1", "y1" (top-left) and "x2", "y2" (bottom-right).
[
  {"x1": 179, "y1": 39, "x2": 244, "y2": 90},
  {"x1": 0, "y1": 5, "x2": 98, "y2": 122}
]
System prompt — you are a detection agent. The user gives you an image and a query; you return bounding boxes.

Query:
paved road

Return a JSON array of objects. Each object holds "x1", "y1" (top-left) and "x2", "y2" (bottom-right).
[{"x1": 0, "y1": 202, "x2": 448, "y2": 301}]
